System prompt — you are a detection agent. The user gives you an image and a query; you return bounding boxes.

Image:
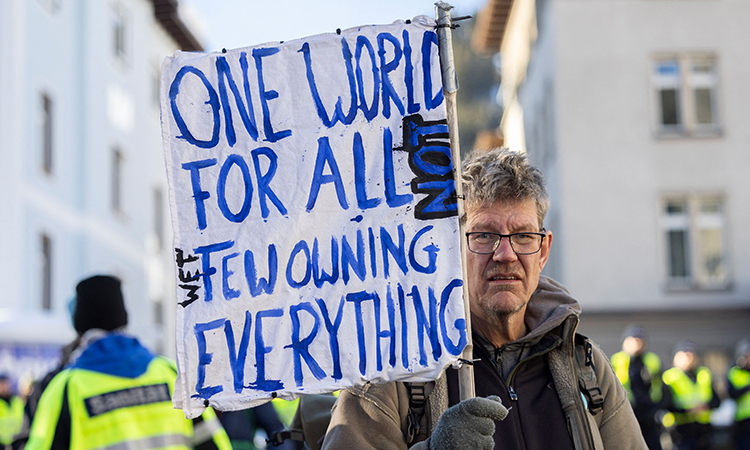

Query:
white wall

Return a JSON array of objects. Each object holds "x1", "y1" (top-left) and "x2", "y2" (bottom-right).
[
  {"x1": 530, "y1": 0, "x2": 750, "y2": 312},
  {"x1": 0, "y1": 0, "x2": 182, "y2": 361},
  {"x1": 516, "y1": 0, "x2": 562, "y2": 282}
]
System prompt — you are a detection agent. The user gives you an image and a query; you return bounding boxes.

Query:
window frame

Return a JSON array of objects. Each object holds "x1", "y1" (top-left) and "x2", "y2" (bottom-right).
[
  {"x1": 37, "y1": 0, "x2": 61, "y2": 14},
  {"x1": 651, "y1": 54, "x2": 721, "y2": 138},
  {"x1": 112, "y1": 147, "x2": 124, "y2": 214},
  {"x1": 41, "y1": 233, "x2": 52, "y2": 310},
  {"x1": 153, "y1": 187, "x2": 164, "y2": 250},
  {"x1": 111, "y1": 2, "x2": 129, "y2": 63},
  {"x1": 662, "y1": 199, "x2": 691, "y2": 284},
  {"x1": 653, "y1": 59, "x2": 683, "y2": 133},
  {"x1": 151, "y1": 65, "x2": 161, "y2": 108},
  {"x1": 41, "y1": 92, "x2": 54, "y2": 174},
  {"x1": 659, "y1": 193, "x2": 731, "y2": 291}
]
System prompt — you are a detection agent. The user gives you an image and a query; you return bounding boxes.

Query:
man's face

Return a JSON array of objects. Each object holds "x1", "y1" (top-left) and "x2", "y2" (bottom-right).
[
  {"x1": 0, "y1": 379, "x2": 11, "y2": 397},
  {"x1": 465, "y1": 199, "x2": 551, "y2": 324},
  {"x1": 623, "y1": 336, "x2": 645, "y2": 356},
  {"x1": 674, "y1": 351, "x2": 697, "y2": 371}
]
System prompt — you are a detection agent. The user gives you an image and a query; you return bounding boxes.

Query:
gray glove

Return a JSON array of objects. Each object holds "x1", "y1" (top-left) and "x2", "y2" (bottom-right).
[{"x1": 429, "y1": 396, "x2": 508, "y2": 450}]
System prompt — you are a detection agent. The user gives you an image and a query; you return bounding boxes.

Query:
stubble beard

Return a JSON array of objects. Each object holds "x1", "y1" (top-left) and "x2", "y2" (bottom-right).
[{"x1": 478, "y1": 284, "x2": 527, "y2": 330}]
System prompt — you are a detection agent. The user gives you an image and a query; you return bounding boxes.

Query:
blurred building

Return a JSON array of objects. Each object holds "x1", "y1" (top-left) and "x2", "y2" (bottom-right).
[
  {"x1": 473, "y1": 0, "x2": 750, "y2": 373},
  {"x1": 0, "y1": 0, "x2": 201, "y2": 383}
]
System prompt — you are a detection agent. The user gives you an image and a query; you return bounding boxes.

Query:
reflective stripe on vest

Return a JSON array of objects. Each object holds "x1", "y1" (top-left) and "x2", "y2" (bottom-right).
[
  {"x1": 193, "y1": 414, "x2": 223, "y2": 445},
  {"x1": 728, "y1": 366, "x2": 750, "y2": 421},
  {"x1": 100, "y1": 433, "x2": 190, "y2": 450},
  {"x1": 611, "y1": 351, "x2": 662, "y2": 404},
  {"x1": 662, "y1": 366, "x2": 712, "y2": 425},
  {"x1": 63, "y1": 358, "x2": 194, "y2": 450},
  {"x1": 0, "y1": 395, "x2": 25, "y2": 445}
]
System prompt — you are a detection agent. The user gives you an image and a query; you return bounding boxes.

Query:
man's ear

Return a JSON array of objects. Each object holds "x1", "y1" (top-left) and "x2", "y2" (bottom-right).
[{"x1": 539, "y1": 230, "x2": 552, "y2": 271}]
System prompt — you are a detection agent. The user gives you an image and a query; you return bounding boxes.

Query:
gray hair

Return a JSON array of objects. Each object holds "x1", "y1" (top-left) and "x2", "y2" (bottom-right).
[{"x1": 461, "y1": 147, "x2": 550, "y2": 228}]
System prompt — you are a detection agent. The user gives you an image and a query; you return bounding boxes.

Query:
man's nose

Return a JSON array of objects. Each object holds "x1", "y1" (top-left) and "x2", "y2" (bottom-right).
[{"x1": 492, "y1": 237, "x2": 517, "y2": 261}]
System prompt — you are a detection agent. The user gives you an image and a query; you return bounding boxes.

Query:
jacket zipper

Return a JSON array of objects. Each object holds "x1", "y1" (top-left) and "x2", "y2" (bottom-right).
[
  {"x1": 504, "y1": 337, "x2": 562, "y2": 402},
  {"x1": 508, "y1": 385, "x2": 518, "y2": 401}
]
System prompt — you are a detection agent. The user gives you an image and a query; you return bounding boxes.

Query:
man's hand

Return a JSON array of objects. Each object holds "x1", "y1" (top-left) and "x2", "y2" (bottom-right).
[{"x1": 429, "y1": 396, "x2": 508, "y2": 450}]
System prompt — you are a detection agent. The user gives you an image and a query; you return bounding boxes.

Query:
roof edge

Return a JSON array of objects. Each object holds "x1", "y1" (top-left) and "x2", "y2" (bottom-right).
[
  {"x1": 151, "y1": 0, "x2": 203, "y2": 52},
  {"x1": 471, "y1": 0, "x2": 513, "y2": 54}
]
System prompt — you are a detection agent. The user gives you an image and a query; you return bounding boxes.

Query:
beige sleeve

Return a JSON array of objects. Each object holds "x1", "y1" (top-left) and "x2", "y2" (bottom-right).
[{"x1": 322, "y1": 381, "x2": 413, "y2": 450}]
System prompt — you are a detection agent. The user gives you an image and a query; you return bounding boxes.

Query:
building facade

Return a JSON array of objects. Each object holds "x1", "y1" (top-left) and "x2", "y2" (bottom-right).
[
  {"x1": 0, "y1": 0, "x2": 200, "y2": 383},
  {"x1": 473, "y1": 0, "x2": 750, "y2": 373}
]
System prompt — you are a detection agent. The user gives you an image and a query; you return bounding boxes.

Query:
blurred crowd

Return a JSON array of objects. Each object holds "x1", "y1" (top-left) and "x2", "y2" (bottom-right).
[
  {"x1": 0, "y1": 275, "x2": 300, "y2": 450},
  {"x1": 611, "y1": 325, "x2": 750, "y2": 450}
]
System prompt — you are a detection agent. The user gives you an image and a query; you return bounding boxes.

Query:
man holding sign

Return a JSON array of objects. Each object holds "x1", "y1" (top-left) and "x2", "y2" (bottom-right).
[
  {"x1": 162, "y1": 17, "x2": 473, "y2": 418},
  {"x1": 322, "y1": 148, "x2": 646, "y2": 449}
]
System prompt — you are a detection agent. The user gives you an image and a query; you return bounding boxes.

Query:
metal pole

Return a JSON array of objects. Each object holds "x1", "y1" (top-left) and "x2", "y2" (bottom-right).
[{"x1": 435, "y1": 1, "x2": 475, "y2": 402}]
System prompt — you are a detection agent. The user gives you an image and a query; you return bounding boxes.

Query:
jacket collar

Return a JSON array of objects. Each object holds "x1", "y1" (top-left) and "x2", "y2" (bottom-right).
[
  {"x1": 68, "y1": 332, "x2": 154, "y2": 378},
  {"x1": 523, "y1": 275, "x2": 580, "y2": 341}
]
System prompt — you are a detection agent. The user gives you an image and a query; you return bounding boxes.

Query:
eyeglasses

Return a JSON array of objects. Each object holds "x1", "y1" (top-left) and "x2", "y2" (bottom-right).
[{"x1": 465, "y1": 230, "x2": 547, "y2": 255}]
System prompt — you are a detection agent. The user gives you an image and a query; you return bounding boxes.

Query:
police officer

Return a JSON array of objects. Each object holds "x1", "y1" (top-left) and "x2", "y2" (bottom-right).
[
  {"x1": 25, "y1": 275, "x2": 232, "y2": 450},
  {"x1": 728, "y1": 338, "x2": 750, "y2": 450},
  {"x1": 612, "y1": 325, "x2": 664, "y2": 450},
  {"x1": 662, "y1": 341, "x2": 720, "y2": 450},
  {"x1": 0, "y1": 374, "x2": 24, "y2": 449}
]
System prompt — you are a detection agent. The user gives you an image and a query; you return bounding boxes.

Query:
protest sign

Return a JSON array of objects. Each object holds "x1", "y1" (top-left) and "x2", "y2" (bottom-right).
[{"x1": 160, "y1": 16, "x2": 466, "y2": 418}]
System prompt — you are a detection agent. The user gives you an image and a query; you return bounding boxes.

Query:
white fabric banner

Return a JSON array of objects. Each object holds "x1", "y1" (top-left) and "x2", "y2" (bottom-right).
[{"x1": 160, "y1": 16, "x2": 466, "y2": 418}]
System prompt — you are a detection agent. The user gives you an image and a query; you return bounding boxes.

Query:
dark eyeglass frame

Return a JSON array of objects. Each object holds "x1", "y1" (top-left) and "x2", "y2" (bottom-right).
[{"x1": 465, "y1": 229, "x2": 547, "y2": 255}]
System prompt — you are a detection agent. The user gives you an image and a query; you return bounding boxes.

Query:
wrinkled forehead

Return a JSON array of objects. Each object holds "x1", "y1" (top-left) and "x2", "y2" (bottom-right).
[
  {"x1": 465, "y1": 198, "x2": 540, "y2": 231},
  {"x1": 466, "y1": 196, "x2": 544, "y2": 227}
]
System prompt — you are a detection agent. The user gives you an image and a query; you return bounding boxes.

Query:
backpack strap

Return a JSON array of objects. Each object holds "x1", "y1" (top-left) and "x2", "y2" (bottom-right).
[
  {"x1": 575, "y1": 333, "x2": 604, "y2": 416},
  {"x1": 267, "y1": 429, "x2": 305, "y2": 446},
  {"x1": 268, "y1": 394, "x2": 337, "y2": 449},
  {"x1": 405, "y1": 382, "x2": 427, "y2": 445}
]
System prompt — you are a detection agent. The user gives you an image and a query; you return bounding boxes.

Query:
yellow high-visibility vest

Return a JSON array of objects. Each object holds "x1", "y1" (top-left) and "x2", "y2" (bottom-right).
[
  {"x1": 662, "y1": 366, "x2": 713, "y2": 426},
  {"x1": 272, "y1": 397, "x2": 300, "y2": 428},
  {"x1": 0, "y1": 395, "x2": 24, "y2": 445},
  {"x1": 728, "y1": 366, "x2": 750, "y2": 422},
  {"x1": 611, "y1": 351, "x2": 663, "y2": 405},
  {"x1": 26, "y1": 356, "x2": 231, "y2": 450}
]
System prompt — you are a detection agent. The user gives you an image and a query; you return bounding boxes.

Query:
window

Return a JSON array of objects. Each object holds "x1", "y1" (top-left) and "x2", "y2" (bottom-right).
[
  {"x1": 154, "y1": 299, "x2": 164, "y2": 325},
  {"x1": 38, "y1": 0, "x2": 61, "y2": 13},
  {"x1": 655, "y1": 61, "x2": 681, "y2": 128},
  {"x1": 153, "y1": 187, "x2": 164, "y2": 249},
  {"x1": 152, "y1": 67, "x2": 161, "y2": 107},
  {"x1": 652, "y1": 55, "x2": 720, "y2": 136},
  {"x1": 664, "y1": 200, "x2": 690, "y2": 279},
  {"x1": 112, "y1": 4, "x2": 128, "y2": 59},
  {"x1": 112, "y1": 148, "x2": 123, "y2": 212},
  {"x1": 41, "y1": 234, "x2": 52, "y2": 310},
  {"x1": 41, "y1": 93, "x2": 53, "y2": 173},
  {"x1": 692, "y1": 60, "x2": 717, "y2": 128},
  {"x1": 661, "y1": 194, "x2": 729, "y2": 289}
]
